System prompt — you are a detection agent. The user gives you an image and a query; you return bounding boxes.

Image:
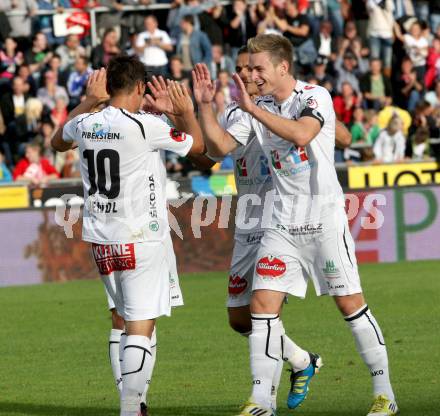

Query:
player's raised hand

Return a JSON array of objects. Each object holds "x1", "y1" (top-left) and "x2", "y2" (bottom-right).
[
  {"x1": 86, "y1": 68, "x2": 109, "y2": 103},
  {"x1": 144, "y1": 75, "x2": 174, "y2": 114},
  {"x1": 232, "y1": 73, "x2": 255, "y2": 114},
  {"x1": 167, "y1": 80, "x2": 194, "y2": 116},
  {"x1": 192, "y1": 63, "x2": 216, "y2": 104}
]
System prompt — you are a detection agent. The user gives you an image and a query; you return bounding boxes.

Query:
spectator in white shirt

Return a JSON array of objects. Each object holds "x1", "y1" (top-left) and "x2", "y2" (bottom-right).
[
  {"x1": 373, "y1": 115, "x2": 406, "y2": 163},
  {"x1": 402, "y1": 21, "x2": 429, "y2": 82},
  {"x1": 367, "y1": 0, "x2": 394, "y2": 76},
  {"x1": 135, "y1": 15, "x2": 173, "y2": 77}
]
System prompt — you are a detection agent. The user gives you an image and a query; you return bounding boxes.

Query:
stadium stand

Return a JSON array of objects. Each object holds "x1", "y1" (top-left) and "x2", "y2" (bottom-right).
[{"x1": 0, "y1": 0, "x2": 440, "y2": 191}]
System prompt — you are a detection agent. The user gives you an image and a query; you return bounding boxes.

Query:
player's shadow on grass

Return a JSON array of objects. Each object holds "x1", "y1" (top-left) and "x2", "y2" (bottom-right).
[{"x1": 0, "y1": 402, "x2": 238, "y2": 416}]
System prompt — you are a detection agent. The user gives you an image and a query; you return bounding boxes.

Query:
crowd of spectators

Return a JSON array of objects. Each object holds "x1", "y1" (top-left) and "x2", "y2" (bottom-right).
[{"x1": 1, "y1": 0, "x2": 440, "y2": 185}]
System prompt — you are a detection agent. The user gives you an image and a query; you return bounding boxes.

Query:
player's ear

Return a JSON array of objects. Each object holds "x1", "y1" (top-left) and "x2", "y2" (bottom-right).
[{"x1": 279, "y1": 60, "x2": 289, "y2": 77}]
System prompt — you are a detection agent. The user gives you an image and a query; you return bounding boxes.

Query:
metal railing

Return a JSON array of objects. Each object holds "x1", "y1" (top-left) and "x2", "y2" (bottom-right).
[{"x1": 5, "y1": 1, "x2": 235, "y2": 47}]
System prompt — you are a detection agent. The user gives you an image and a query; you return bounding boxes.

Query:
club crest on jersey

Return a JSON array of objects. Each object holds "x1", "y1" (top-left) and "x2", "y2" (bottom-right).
[
  {"x1": 236, "y1": 157, "x2": 248, "y2": 177},
  {"x1": 228, "y1": 274, "x2": 248, "y2": 295},
  {"x1": 169, "y1": 128, "x2": 186, "y2": 142},
  {"x1": 256, "y1": 256, "x2": 286, "y2": 278},
  {"x1": 306, "y1": 97, "x2": 318, "y2": 109}
]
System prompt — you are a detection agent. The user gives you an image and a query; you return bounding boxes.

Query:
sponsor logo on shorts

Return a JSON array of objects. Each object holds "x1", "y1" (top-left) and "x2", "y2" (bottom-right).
[
  {"x1": 245, "y1": 232, "x2": 264, "y2": 245},
  {"x1": 256, "y1": 256, "x2": 286, "y2": 278},
  {"x1": 327, "y1": 282, "x2": 345, "y2": 290},
  {"x1": 277, "y1": 223, "x2": 323, "y2": 236},
  {"x1": 169, "y1": 128, "x2": 186, "y2": 142},
  {"x1": 92, "y1": 243, "x2": 136, "y2": 275},
  {"x1": 371, "y1": 369, "x2": 384, "y2": 377},
  {"x1": 228, "y1": 274, "x2": 248, "y2": 295},
  {"x1": 322, "y1": 260, "x2": 340, "y2": 278}
]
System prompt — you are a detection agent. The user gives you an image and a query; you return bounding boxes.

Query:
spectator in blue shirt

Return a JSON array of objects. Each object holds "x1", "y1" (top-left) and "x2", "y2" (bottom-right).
[
  {"x1": 67, "y1": 56, "x2": 92, "y2": 108},
  {"x1": 177, "y1": 15, "x2": 212, "y2": 75}
]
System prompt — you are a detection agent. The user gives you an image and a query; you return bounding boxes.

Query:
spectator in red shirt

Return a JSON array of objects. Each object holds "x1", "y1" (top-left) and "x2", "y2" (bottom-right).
[
  {"x1": 333, "y1": 81, "x2": 360, "y2": 124},
  {"x1": 13, "y1": 142, "x2": 59, "y2": 185}
]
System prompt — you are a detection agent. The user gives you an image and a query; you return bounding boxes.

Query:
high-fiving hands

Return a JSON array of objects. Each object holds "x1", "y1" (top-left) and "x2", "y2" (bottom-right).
[
  {"x1": 145, "y1": 76, "x2": 194, "y2": 116},
  {"x1": 86, "y1": 68, "x2": 110, "y2": 104},
  {"x1": 192, "y1": 63, "x2": 216, "y2": 105},
  {"x1": 232, "y1": 73, "x2": 256, "y2": 114}
]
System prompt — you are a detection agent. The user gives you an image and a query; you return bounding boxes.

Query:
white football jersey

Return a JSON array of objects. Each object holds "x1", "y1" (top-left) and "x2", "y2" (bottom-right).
[
  {"x1": 227, "y1": 80, "x2": 344, "y2": 227},
  {"x1": 217, "y1": 102, "x2": 273, "y2": 234},
  {"x1": 63, "y1": 106, "x2": 193, "y2": 244}
]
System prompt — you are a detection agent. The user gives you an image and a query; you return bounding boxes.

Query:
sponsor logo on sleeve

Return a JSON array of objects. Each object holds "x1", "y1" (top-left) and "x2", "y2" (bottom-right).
[
  {"x1": 92, "y1": 243, "x2": 136, "y2": 275},
  {"x1": 228, "y1": 274, "x2": 248, "y2": 295},
  {"x1": 304, "y1": 85, "x2": 315, "y2": 90},
  {"x1": 256, "y1": 256, "x2": 286, "y2": 278},
  {"x1": 169, "y1": 128, "x2": 186, "y2": 142}
]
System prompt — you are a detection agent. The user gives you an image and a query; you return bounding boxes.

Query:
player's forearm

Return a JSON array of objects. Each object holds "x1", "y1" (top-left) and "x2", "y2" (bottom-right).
[
  {"x1": 51, "y1": 97, "x2": 100, "y2": 152},
  {"x1": 199, "y1": 103, "x2": 235, "y2": 156},
  {"x1": 178, "y1": 111, "x2": 205, "y2": 155},
  {"x1": 249, "y1": 105, "x2": 316, "y2": 147},
  {"x1": 335, "y1": 120, "x2": 352, "y2": 148}
]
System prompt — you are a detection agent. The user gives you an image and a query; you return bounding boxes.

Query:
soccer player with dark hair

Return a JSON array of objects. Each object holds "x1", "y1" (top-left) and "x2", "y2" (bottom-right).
[{"x1": 52, "y1": 55, "x2": 204, "y2": 416}]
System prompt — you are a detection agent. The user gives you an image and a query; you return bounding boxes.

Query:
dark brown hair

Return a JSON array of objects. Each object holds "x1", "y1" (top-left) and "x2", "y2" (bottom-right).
[{"x1": 106, "y1": 55, "x2": 147, "y2": 96}]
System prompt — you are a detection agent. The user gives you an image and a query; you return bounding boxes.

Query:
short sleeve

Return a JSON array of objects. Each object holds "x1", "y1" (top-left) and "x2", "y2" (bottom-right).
[
  {"x1": 143, "y1": 114, "x2": 193, "y2": 156},
  {"x1": 62, "y1": 115, "x2": 83, "y2": 143},
  {"x1": 226, "y1": 111, "x2": 254, "y2": 146},
  {"x1": 298, "y1": 86, "x2": 334, "y2": 128}
]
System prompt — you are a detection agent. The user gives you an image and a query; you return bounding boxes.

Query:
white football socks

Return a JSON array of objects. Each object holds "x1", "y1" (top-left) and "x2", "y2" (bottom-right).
[
  {"x1": 109, "y1": 329, "x2": 123, "y2": 395},
  {"x1": 120, "y1": 335, "x2": 153, "y2": 416},
  {"x1": 249, "y1": 314, "x2": 284, "y2": 409},
  {"x1": 281, "y1": 323, "x2": 310, "y2": 372},
  {"x1": 271, "y1": 355, "x2": 284, "y2": 410},
  {"x1": 345, "y1": 305, "x2": 395, "y2": 401},
  {"x1": 140, "y1": 327, "x2": 157, "y2": 404}
]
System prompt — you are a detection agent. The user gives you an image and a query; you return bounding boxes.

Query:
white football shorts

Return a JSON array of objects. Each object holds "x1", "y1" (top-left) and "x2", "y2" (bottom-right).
[
  {"x1": 227, "y1": 231, "x2": 264, "y2": 308},
  {"x1": 253, "y1": 208, "x2": 362, "y2": 298},
  {"x1": 93, "y1": 236, "x2": 183, "y2": 321}
]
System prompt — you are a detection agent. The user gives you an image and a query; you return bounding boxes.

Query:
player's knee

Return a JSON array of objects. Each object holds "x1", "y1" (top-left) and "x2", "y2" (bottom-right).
[
  {"x1": 334, "y1": 293, "x2": 366, "y2": 316},
  {"x1": 111, "y1": 309, "x2": 125, "y2": 330}
]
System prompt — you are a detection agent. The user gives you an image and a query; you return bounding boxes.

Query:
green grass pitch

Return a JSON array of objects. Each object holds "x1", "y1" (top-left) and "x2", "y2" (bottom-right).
[{"x1": 0, "y1": 261, "x2": 439, "y2": 416}]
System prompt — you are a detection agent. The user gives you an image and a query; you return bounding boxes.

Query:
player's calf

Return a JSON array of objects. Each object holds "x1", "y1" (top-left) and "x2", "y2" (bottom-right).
[
  {"x1": 339, "y1": 300, "x2": 397, "y2": 413},
  {"x1": 228, "y1": 305, "x2": 252, "y2": 336}
]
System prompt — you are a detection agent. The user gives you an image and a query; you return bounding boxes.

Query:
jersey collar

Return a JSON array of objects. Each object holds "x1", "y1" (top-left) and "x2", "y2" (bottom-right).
[{"x1": 274, "y1": 79, "x2": 303, "y2": 113}]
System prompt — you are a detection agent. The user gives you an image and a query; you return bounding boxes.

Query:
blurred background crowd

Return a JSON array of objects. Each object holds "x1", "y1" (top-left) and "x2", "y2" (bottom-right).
[{"x1": 1, "y1": 0, "x2": 440, "y2": 186}]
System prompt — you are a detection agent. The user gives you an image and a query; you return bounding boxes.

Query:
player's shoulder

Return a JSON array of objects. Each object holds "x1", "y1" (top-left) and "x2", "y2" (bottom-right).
[
  {"x1": 73, "y1": 108, "x2": 105, "y2": 128},
  {"x1": 296, "y1": 81, "x2": 331, "y2": 100},
  {"x1": 222, "y1": 101, "x2": 243, "y2": 123}
]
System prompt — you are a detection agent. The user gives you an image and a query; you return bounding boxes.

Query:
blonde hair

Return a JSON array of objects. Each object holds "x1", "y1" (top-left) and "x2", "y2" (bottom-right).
[
  {"x1": 386, "y1": 115, "x2": 403, "y2": 135},
  {"x1": 25, "y1": 98, "x2": 43, "y2": 123},
  {"x1": 247, "y1": 34, "x2": 294, "y2": 75}
]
